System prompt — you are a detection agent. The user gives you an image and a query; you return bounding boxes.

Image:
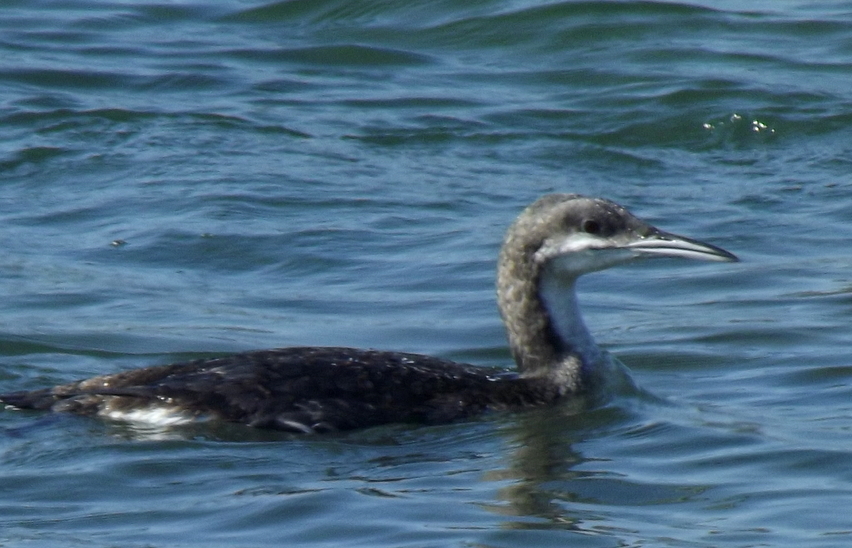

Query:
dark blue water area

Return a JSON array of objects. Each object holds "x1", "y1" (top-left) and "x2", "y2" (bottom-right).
[{"x1": 2, "y1": 0, "x2": 852, "y2": 546}]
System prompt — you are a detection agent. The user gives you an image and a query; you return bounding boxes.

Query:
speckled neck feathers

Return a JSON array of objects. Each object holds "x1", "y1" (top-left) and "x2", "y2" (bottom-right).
[{"x1": 497, "y1": 194, "x2": 594, "y2": 392}]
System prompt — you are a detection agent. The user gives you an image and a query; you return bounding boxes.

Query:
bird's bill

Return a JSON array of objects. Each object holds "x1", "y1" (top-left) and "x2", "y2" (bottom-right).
[{"x1": 624, "y1": 230, "x2": 738, "y2": 263}]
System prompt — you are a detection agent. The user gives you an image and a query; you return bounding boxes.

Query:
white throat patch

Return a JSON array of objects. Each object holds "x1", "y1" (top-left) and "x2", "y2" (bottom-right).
[{"x1": 537, "y1": 270, "x2": 603, "y2": 370}]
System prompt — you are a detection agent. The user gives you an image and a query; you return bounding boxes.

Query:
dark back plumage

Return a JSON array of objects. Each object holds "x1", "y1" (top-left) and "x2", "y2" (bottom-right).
[{"x1": 1, "y1": 347, "x2": 560, "y2": 433}]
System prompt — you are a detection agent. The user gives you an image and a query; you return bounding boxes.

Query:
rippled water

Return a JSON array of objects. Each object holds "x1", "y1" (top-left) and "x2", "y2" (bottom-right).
[{"x1": 2, "y1": 1, "x2": 852, "y2": 546}]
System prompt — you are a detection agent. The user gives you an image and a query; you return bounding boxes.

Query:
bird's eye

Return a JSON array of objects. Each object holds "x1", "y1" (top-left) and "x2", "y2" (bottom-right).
[{"x1": 582, "y1": 219, "x2": 601, "y2": 235}]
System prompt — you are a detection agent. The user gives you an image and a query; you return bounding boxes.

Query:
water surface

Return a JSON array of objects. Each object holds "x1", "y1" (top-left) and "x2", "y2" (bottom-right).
[{"x1": 2, "y1": 1, "x2": 852, "y2": 546}]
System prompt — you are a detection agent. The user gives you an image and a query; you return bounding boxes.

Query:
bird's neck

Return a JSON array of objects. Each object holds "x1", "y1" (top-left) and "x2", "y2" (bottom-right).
[{"x1": 497, "y1": 258, "x2": 602, "y2": 393}]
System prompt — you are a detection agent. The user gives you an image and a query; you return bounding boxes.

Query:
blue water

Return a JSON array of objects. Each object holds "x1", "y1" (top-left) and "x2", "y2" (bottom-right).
[{"x1": 3, "y1": 0, "x2": 852, "y2": 546}]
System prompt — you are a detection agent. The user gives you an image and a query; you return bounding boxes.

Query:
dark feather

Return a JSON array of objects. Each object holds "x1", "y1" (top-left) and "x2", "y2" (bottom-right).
[{"x1": 1, "y1": 347, "x2": 560, "y2": 433}]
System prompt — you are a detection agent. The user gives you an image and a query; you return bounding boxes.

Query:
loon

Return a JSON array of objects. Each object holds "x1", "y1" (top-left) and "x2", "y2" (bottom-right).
[{"x1": 0, "y1": 194, "x2": 737, "y2": 433}]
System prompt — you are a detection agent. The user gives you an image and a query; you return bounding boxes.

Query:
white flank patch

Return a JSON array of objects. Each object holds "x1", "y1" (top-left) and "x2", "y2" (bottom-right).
[{"x1": 100, "y1": 405, "x2": 204, "y2": 427}]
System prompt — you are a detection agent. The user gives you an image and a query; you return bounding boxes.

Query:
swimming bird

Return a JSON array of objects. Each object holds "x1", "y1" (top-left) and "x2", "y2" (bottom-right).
[{"x1": 0, "y1": 194, "x2": 737, "y2": 433}]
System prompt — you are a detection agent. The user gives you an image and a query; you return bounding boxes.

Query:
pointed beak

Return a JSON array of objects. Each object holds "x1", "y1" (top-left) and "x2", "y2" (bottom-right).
[{"x1": 625, "y1": 230, "x2": 738, "y2": 263}]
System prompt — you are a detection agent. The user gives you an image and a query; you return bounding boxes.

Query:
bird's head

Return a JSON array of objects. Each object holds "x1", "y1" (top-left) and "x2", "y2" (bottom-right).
[{"x1": 510, "y1": 194, "x2": 738, "y2": 282}]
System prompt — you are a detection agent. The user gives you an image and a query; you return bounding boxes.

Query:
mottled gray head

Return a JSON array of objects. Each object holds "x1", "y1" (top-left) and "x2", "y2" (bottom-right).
[
  {"x1": 497, "y1": 194, "x2": 737, "y2": 378},
  {"x1": 501, "y1": 194, "x2": 737, "y2": 282}
]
